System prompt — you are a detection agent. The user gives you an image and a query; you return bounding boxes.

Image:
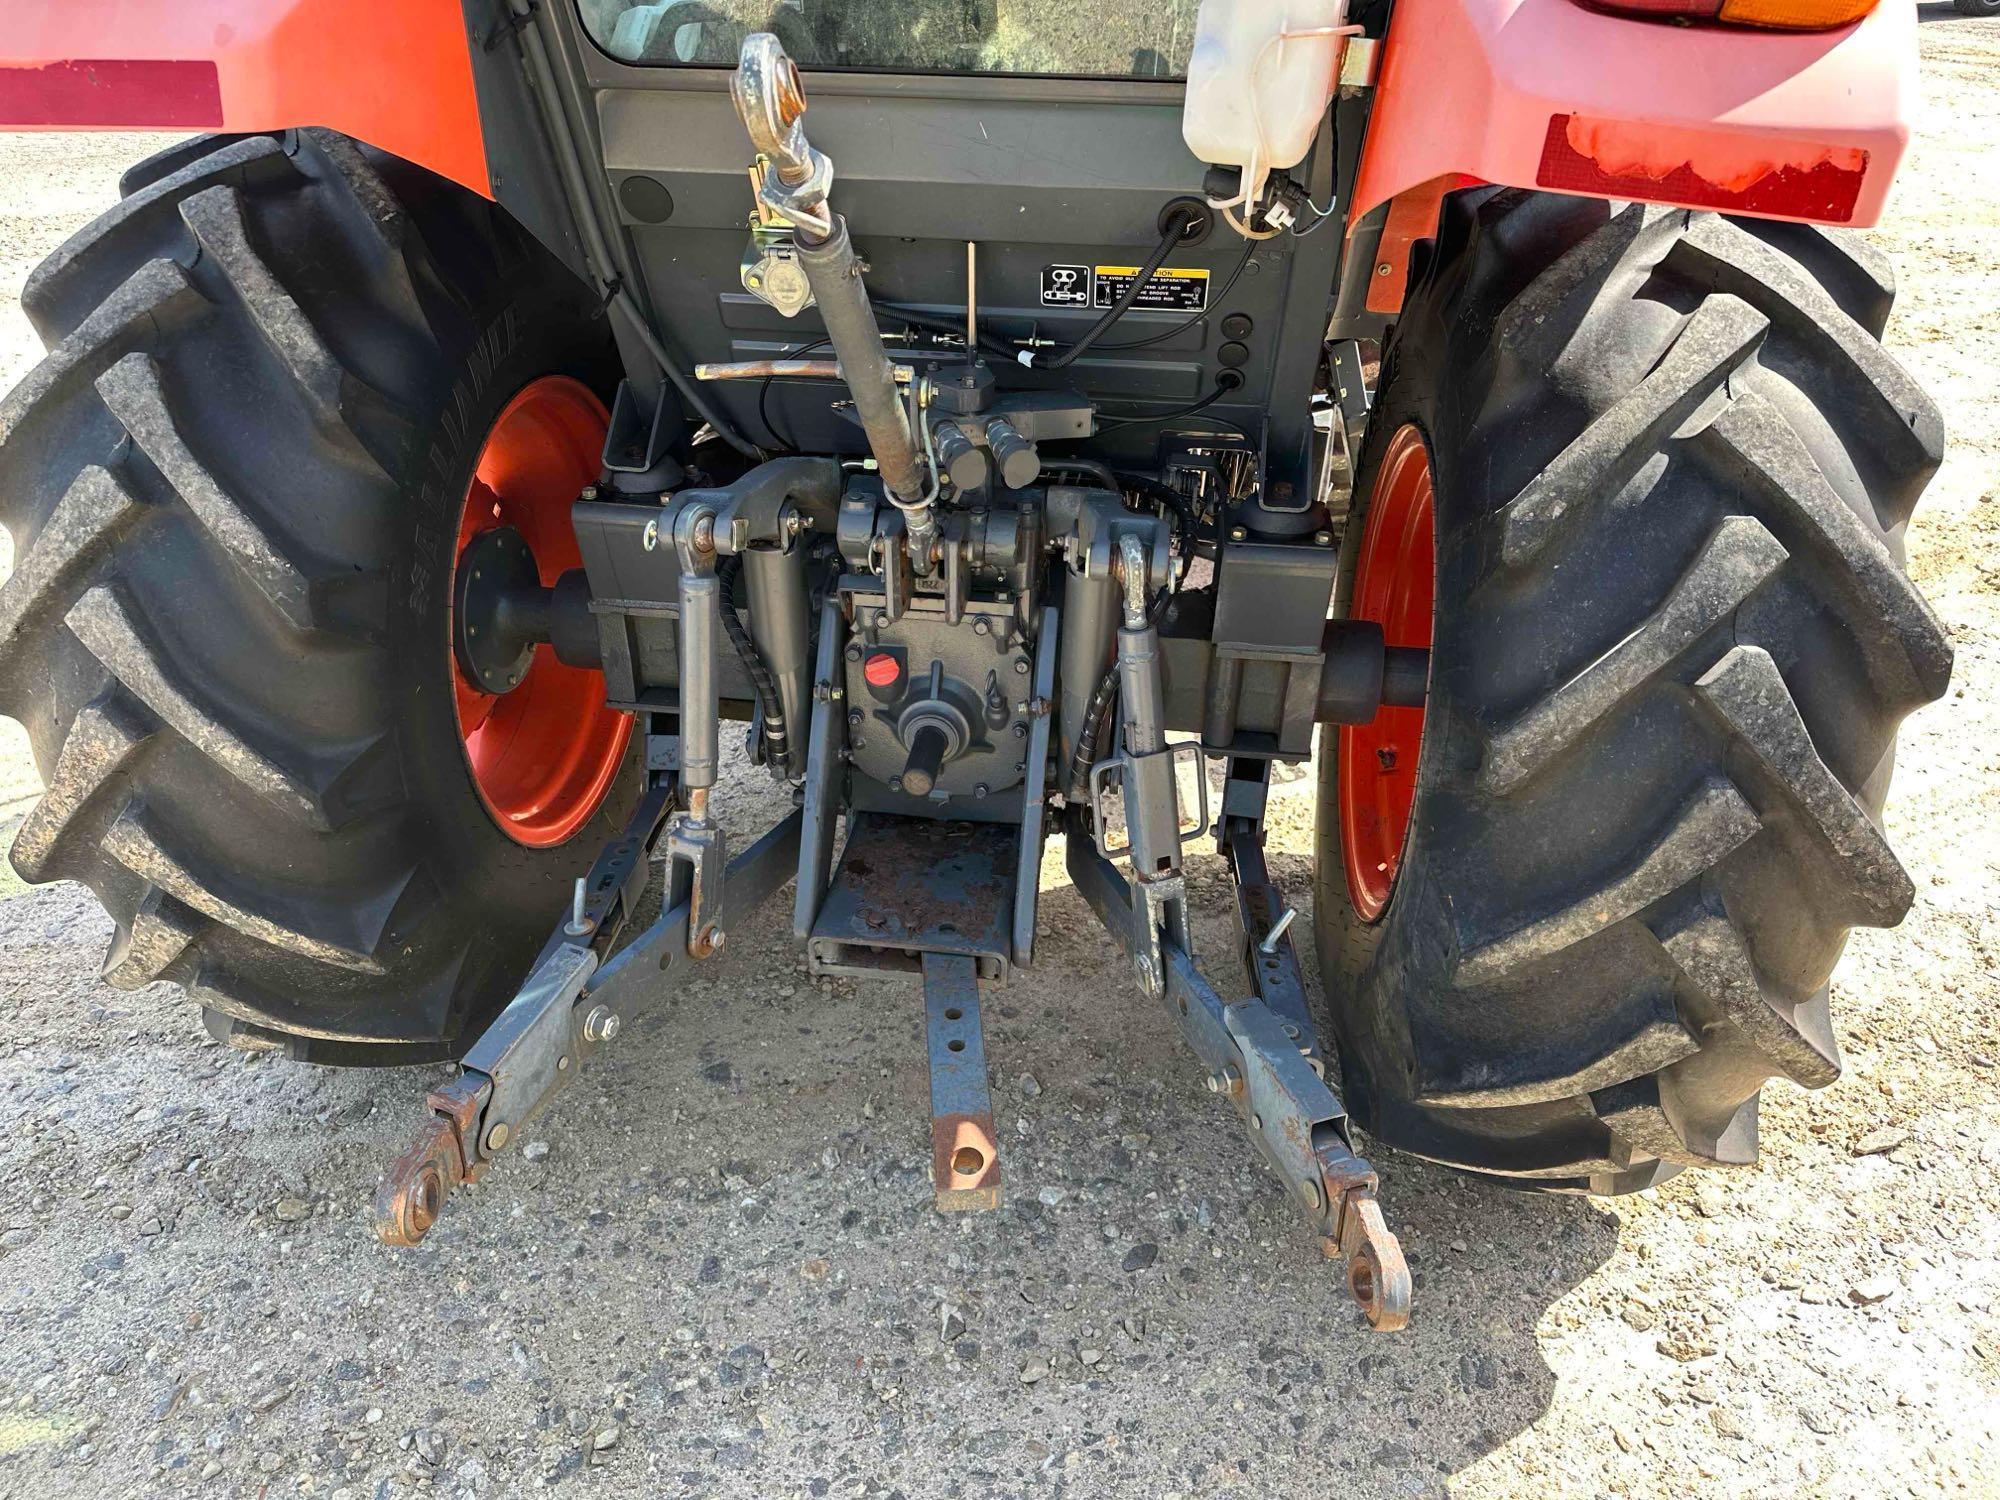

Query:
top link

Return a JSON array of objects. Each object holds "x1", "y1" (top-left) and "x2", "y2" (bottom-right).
[{"x1": 732, "y1": 34, "x2": 833, "y2": 236}]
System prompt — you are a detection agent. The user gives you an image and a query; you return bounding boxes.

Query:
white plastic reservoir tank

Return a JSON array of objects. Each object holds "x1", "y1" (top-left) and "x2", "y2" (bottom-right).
[{"x1": 1181, "y1": 0, "x2": 1351, "y2": 217}]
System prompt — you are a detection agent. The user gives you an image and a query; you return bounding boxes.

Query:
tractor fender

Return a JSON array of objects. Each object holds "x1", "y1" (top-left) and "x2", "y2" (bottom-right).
[
  {"x1": 0, "y1": 0, "x2": 491, "y2": 197},
  {"x1": 1352, "y1": 0, "x2": 1917, "y2": 311}
]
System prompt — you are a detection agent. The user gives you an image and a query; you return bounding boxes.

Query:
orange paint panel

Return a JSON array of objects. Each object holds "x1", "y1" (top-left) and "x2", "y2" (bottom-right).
[
  {"x1": 0, "y1": 1, "x2": 489, "y2": 196},
  {"x1": 1351, "y1": 0, "x2": 1913, "y2": 240}
]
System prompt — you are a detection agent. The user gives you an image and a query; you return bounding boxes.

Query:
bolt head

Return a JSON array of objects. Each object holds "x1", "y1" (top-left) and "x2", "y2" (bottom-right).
[
  {"x1": 1313, "y1": 530, "x2": 1334, "y2": 547},
  {"x1": 642, "y1": 519, "x2": 659, "y2": 552},
  {"x1": 1228, "y1": 526, "x2": 1247, "y2": 542},
  {"x1": 484, "y1": 1121, "x2": 511, "y2": 1154}
]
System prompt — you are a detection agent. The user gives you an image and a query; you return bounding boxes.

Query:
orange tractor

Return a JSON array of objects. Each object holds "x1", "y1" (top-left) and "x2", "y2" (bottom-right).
[{"x1": 0, "y1": 0, "x2": 1944, "y2": 1330}]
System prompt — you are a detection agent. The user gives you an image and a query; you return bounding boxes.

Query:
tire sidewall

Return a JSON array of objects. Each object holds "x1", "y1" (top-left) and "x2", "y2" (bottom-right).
[{"x1": 1315, "y1": 333, "x2": 1455, "y2": 1108}]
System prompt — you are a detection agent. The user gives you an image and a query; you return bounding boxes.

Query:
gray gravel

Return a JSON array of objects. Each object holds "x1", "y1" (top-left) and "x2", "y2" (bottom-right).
[{"x1": 3, "y1": 20, "x2": 2000, "y2": 1497}]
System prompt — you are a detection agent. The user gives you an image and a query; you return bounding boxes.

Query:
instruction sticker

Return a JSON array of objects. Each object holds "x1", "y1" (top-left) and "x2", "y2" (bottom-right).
[
  {"x1": 1091, "y1": 264, "x2": 1210, "y2": 312},
  {"x1": 1040, "y1": 264, "x2": 1091, "y2": 306}
]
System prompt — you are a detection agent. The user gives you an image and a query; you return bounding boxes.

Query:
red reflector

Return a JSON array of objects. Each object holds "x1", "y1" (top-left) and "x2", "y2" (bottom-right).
[
  {"x1": 0, "y1": 60, "x2": 224, "y2": 129},
  {"x1": 1536, "y1": 113, "x2": 1867, "y2": 224},
  {"x1": 1576, "y1": 0, "x2": 1722, "y2": 14},
  {"x1": 863, "y1": 653, "x2": 901, "y2": 689}
]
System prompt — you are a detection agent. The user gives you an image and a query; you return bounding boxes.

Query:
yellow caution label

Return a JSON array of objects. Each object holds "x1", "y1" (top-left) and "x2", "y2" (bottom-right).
[{"x1": 1090, "y1": 264, "x2": 1210, "y2": 312}]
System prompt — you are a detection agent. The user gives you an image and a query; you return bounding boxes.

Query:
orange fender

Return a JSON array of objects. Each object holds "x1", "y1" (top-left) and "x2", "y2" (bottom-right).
[
  {"x1": 0, "y1": 0, "x2": 489, "y2": 197},
  {"x1": 1352, "y1": 0, "x2": 1916, "y2": 311}
]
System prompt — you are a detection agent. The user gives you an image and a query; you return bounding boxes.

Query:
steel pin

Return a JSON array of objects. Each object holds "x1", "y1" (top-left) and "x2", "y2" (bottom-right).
[{"x1": 1259, "y1": 906, "x2": 1298, "y2": 954}]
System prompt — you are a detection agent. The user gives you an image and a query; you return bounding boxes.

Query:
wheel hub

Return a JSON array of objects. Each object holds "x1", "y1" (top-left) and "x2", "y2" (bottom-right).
[
  {"x1": 451, "y1": 376, "x2": 631, "y2": 849},
  {"x1": 453, "y1": 526, "x2": 543, "y2": 696}
]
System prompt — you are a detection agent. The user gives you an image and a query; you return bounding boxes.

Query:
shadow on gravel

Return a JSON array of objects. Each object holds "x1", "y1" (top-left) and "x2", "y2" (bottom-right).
[{"x1": 0, "y1": 864, "x2": 1619, "y2": 1495}]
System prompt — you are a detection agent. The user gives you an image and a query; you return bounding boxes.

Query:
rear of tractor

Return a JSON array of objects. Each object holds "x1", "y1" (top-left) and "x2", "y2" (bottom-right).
[{"x1": 0, "y1": 0, "x2": 1946, "y2": 1329}]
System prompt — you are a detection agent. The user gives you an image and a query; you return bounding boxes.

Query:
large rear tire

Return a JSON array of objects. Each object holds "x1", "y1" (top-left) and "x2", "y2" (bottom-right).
[
  {"x1": 0, "y1": 130, "x2": 635, "y2": 1063},
  {"x1": 1312, "y1": 193, "x2": 1949, "y2": 1191}
]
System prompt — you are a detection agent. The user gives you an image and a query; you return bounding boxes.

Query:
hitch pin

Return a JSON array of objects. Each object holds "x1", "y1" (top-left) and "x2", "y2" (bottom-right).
[{"x1": 1259, "y1": 905, "x2": 1297, "y2": 955}]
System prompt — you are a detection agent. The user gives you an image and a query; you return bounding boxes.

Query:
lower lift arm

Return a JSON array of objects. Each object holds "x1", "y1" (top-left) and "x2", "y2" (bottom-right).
[{"x1": 1073, "y1": 531, "x2": 1412, "y2": 1330}]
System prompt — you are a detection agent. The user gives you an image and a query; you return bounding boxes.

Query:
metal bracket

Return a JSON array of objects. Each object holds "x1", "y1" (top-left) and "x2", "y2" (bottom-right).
[
  {"x1": 1010, "y1": 606, "x2": 1059, "y2": 967},
  {"x1": 1086, "y1": 741, "x2": 1209, "y2": 862},
  {"x1": 922, "y1": 952, "x2": 1001, "y2": 1212},
  {"x1": 662, "y1": 816, "x2": 729, "y2": 959}
]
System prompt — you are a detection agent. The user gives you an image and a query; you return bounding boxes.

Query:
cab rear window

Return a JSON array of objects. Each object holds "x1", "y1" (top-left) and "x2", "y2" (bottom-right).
[{"x1": 579, "y1": 0, "x2": 1201, "y2": 78}]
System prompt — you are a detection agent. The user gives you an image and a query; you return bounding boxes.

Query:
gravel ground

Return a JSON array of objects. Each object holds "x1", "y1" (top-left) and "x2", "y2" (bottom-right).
[{"x1": 2, "y1": 18, "x2": 1999, "y2": 1498}]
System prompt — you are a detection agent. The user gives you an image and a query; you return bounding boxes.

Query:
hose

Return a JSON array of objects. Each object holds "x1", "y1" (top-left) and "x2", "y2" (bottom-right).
[
  {"x1": 1021, "y1": 206, "x2": 1201, "y2": 371},
  {"x1": 715, "y1": 556, "x2": 789, "y2": 773},
  {"x1": 1068, "y1": 660, "x2": 1122, "y2": 801}
]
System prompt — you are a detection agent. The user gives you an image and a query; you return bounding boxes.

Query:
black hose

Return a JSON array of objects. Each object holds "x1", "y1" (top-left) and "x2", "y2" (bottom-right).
[
  {"x1": 714, "y1": 557, "x2": 789, "y2": 773},
  {"x1": 1025, "y1": 206, "x2": 1200, "y2": 372},
  {"x1": 876, "y1": 303, "x2": 1020, "y2": 362},
  {"x1": 1095, "y1": 240, "x2": 1256, "y2": 354},
  {"x1": 1095, "y1": 381, "x2": 1248, "y2": 439},
  {"x1": 1068, "y1": 660, "x2": 1122, "y2": 801},
  {"x1": 1043, "y1": 458, "x2": 1121, "y2": 491}
]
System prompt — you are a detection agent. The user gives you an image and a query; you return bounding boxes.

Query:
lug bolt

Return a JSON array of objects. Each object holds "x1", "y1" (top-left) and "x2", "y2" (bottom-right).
[{"x1": 583, "y1": 1005, "x2": 621, "y2": 1043}]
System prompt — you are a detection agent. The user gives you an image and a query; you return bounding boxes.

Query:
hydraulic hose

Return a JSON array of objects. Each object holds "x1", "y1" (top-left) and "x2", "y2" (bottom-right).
[
  {"x1": 715, "y1": 556, "x2": 789, "y2": 773},
  {"x1": 1021, "y1": 207, "x2": 1200, "y2": 371}
]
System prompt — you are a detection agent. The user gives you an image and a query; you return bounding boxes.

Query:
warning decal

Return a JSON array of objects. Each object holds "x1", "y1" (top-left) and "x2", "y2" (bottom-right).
[{"x1": 1091, "y1": 264, "x2": 1210, "y2": 312}]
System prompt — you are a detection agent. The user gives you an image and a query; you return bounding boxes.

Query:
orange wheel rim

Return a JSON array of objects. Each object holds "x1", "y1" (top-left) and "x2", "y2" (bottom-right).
[
  {"x1": 1338, "y1": 424, "x2": 1436, "y2": 921},
  {"x1": 451, "y1": 376, "x2": 631, "y2": 847}
]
